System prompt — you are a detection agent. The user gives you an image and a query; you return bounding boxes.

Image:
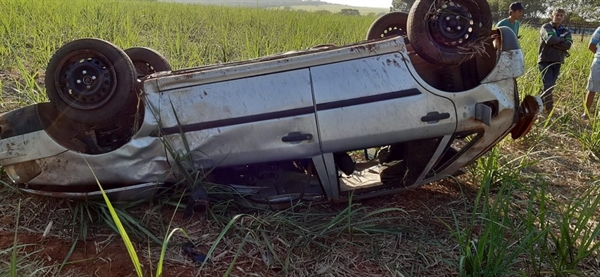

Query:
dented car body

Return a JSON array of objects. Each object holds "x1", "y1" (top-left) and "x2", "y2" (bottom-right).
[{"x1": 0, "y1": 19, "x2": 539, "y2": 203}]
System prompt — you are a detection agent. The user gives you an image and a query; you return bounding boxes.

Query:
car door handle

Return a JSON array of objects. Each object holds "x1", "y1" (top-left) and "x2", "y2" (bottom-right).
[
  {"x1": 282, "y1": 132, "x2": 313, "y2": 143},
  {"x1": 421, "y1": 112, "x2": 450, "y2": 123}
]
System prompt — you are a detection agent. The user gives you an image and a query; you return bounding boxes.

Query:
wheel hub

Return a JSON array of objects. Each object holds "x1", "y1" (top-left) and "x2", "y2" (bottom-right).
[
  {"x1": 428, "y1": 1, "x2": 475, "y2": 47},
  {"x1": 380, "y1": 25, "x2": 406, "y2": 38},
  {"x1": 82, "y1": 75, "x2": 94, "y2": 85},
  {"x1": 133, "y1": 61, "x2": 156, "y2": 78},
  {"x1": 59, "y1": 55, "x2": 116, "y2": 110}
]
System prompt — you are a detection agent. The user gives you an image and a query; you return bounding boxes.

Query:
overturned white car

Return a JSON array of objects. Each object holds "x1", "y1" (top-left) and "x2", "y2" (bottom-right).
[{"x1": 0, "y1": 0, "x2": 540, "y2": 204}]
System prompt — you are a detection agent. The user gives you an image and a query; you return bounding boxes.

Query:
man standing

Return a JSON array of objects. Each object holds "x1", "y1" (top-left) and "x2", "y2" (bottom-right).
[
  {"x1": 496, "y1": 2, "x2": 524, "y2": 37},
  {"x1": 582, "y1": 26, "x2": 600, "y2": 120},
  {"x1": 538, "y1": 8, "x2": 573, "y2": 113}
]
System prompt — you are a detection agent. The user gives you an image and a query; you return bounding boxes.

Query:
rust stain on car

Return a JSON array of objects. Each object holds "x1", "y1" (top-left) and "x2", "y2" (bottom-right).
[
  {"x1": 350, "y1": 43, "x2": 379, "y2": 53},
  {"x1": 385, "y1": 58, "x2": 401, "y2": 68},
  {"x1": 41, "y1": 158, "x2": 69, "y2": 173}
]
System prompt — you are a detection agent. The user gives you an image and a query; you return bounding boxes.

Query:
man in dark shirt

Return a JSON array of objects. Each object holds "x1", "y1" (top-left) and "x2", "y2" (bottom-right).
[{"x1": 538, "y1": 8, "x2": 573, "y2": 113}]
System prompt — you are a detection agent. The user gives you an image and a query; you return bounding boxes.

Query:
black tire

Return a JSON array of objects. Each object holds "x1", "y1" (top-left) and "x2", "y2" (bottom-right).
[
  {"x1": 45, "y1": 38, "x2": 136, "y2": 124},
  {"x1": 366, "y1": 12, "x2": 409, "y2": 44},
  {"x1": 124, "y1": 47, "x2": 172, "y2": 79},
  {"x1": 407, "y1": 0, "x2": 492, "y2": 65}
]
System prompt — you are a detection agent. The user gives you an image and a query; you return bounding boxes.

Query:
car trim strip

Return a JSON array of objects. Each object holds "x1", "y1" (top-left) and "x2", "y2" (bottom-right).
[
  {"x1": 156, "y1": 88, "x2": 421, "y2": 136},
  {"x1": 314, "y1": 88, "x2": 420, "y2": 111},
  {"x1": 155, "y1": 106, "x2": 315, "y2": 136}
]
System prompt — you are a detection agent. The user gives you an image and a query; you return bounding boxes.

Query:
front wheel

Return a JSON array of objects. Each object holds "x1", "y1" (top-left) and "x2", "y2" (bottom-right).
[
  {"x1": 45, "y1": 38, "x2": 137, "y2": 124},
  {"x1": 407, "y1": 0, "x2": 492, "y2": 65}
]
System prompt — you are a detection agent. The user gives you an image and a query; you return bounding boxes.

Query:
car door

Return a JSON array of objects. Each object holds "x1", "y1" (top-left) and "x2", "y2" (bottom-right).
[
  {"x1": 154, "y1": 68, "x2": 321, "y2": 168},
  {"x1": 310, "y1": 51, "x2": 457, "y2": 153}
]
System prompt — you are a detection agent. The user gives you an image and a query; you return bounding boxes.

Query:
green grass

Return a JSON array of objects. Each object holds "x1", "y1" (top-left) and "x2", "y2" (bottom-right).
[
  {"x1": 3, "y1": 1, "x2": 600, "y2": 276},
  {"x1": 0, "y1": 0, "x2": 375, "y2": 71}
]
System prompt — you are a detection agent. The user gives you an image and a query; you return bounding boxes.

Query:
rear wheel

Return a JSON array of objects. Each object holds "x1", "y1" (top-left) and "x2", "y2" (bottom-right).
[
  {"x1": 366, "y1": 12, "x2": 409, "y2": 44},
  {"x1": 124, "y1": 47, "x2": 171, "y2": 79},
  {"x1": 407, "y1": 0, "x2": 492, "y2": 65},
  {"x1": 45, "y1": 38, "x2": 136, "y2": 124}
]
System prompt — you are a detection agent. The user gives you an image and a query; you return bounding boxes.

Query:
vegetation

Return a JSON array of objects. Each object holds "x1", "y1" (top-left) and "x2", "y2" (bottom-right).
[{"x1": 2, "y1": 0, "x2": 600, "y2": 276}]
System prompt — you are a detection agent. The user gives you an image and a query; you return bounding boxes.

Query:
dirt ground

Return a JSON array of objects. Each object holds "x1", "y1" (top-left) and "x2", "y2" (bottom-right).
[{"x1": 0, "y1": 177, "x2": 473, "y2": 277}]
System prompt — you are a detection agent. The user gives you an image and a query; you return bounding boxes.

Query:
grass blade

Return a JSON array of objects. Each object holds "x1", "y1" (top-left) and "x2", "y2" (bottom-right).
[
  {"x1": 83, "y1": 157, "x2": 143, "y2": 277},
  {"x1": 10, "y1": 200, "x2": 21, "y2": 277}
]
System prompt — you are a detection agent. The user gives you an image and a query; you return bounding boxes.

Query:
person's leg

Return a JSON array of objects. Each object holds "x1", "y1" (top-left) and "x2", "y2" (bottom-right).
[
  {"x1": 550, "y1": 64, "x2": 562, "y2": 110},
  {"x1": 583, "y1": 60, "x2": 600, "y2": 119},
  {"x1": 583, "y1": 91, "x2": 596, "y2": 119},
  {"x1": 539, "y1": 62, "x2": 558, "y2": 111},
  {"x1": 539, "y1": 63, "x2": 551, "y2": 109}
]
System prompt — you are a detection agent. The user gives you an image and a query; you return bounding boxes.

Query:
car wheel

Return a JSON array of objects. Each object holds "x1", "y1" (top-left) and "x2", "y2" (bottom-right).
[
  {"x1": 366, "y1": 12, "x2": 409, "y2": 44},
  {"x1": 124, "y1": 47, "x2": 172, "y2": 79},
  {"x1": 407, "y1": 0, "x2": 492, "y2": 65},
  {"x1": 45, "y1": 38, "x2": 136, "y2": 124}
]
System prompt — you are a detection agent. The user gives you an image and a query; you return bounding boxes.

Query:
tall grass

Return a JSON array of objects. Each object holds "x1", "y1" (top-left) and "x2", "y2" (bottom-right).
[
  {"x1": 0, "y1": 0, "x2": 375, "y2": 72},
  {"x1": 4, "y1": 1, "x2": 600, "y2": 276},
  {"x1": 539, "y1": 184, "x2": 600, "y2": 276},
  {"x1": 454, "y1": 143, "x2": 600, "y2": 276},
  {"x1": 452, "y1": 147, "x2": 538, "y2": 276},
  {"x1": 197, "y1": 199, "x2": 408, "y2": 275}
]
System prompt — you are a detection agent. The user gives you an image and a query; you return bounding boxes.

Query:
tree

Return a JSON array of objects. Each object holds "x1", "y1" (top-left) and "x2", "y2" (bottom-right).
[
  {"x1": 546, "y1": 0, "x2": 600, "y2": 23},
  {"x1": 521, "y1": 1, "x2": 546, "y2": 23},
  {"x1": 391, "y1": 0, "x2": 415, "y2": 12},
  {"x1": 314, "y1": 10, "x2": 331, "y2": 14},
  {"x1": 339, "y1": 8, "x2": 360, "y2": 16}
]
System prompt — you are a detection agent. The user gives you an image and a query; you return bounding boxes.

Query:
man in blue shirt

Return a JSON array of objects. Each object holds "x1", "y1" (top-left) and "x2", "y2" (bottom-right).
[
  {"x1": 582, "y1": 26, "x2": 600, "y2": 120},
  {"x1": 496, "y1": 2, "x2": 524, "y2": 37}
]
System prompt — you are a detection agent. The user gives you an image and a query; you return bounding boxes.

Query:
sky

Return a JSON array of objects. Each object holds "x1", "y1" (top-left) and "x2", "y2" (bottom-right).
[{"x1": 322, "y1": 0, "x2": 391, "y2": 8}]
